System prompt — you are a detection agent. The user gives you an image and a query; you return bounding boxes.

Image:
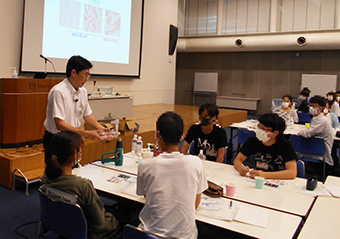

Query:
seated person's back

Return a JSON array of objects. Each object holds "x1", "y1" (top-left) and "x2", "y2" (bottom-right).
[
  {"x1": 42, "y1": 131, "x2": 118, "y2": 239},
  {"x1": 137, "y1": 112, "x2": 208, "y2": 239}
]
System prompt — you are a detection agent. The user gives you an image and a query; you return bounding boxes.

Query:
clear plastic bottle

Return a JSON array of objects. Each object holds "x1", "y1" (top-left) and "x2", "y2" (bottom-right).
[
  {"x1": 136, "y1": 136, "x2": 143, "y2": 158},
  {"x1": 132, "y1": 134, "x2": 138, "y2": 154},
  {"x1": 198, "y1": 149, "x2": 206, "y2": 160}
]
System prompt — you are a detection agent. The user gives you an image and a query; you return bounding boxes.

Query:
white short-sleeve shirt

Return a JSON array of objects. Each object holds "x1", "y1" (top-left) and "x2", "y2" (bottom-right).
[
  {"x1": 136, "y1": 152, "x2": 208, "y2": 239},
  {"x1": 44, "y1": 78, "x2": 92, "y2": 134}
]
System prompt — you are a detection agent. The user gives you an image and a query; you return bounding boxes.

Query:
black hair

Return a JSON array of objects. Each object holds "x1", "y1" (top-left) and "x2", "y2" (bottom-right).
[
  {"x1": 327, "y1": 92, "x2": 336, "y2": 106},
  {"x1": 258, "y1": 113, "x2": 286, "y2": 135},
  {"x1": 156, "y1": 112, "x2": 184, "y2": 145},
  {"x1": 310, "y1": 95, "x2": 327, "y2": 107},
  {"x1": 300, "y1": 87, "x2": 310, "y2": 97},
  {"x1": 45, "y1": 131, "x2": 82, "y2": 180},
  {"x1": 282, "y1": 94, "x2": 293, "y2": 103},
  {"x1": 199, "y1": 103, "x2": 219, "y2": 118},
  {"x1": 66, "y1": 55, "x2": 93, "y2": 77}
]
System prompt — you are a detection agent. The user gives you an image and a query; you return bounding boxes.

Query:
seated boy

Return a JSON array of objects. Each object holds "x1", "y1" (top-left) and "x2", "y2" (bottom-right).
[
  {"x1": 234, "y1": 113, "x2": 297, "y2": 179},
  {"x1": 181, "y1": 103, "x2": 228, "y2": 163},
  {"x1": 299, "y1": 95, "x2": 335, "y2": 168},
  {"x1": 137, "y1": 112, "x2": 208, "y2": 239}
]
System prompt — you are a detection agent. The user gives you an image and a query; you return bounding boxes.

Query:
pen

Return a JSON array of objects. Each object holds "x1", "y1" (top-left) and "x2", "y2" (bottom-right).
[{"x1": 229, "y1": 201, "x2": 232, "y2": 209}]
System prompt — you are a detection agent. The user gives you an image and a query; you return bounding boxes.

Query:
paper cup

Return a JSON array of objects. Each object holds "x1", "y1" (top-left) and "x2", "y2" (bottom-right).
[
  {"x1": 226, "y1": 183, "x2": 235, "y2": 196},
  {"x1": 142, "y1": 151, "x2": 153, "y2": 159},
  {"x1": 255, "y1": 176, "x2": 265, "y2": 189}
]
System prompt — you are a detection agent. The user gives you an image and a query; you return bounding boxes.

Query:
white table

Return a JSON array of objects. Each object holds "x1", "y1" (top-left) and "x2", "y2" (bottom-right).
[
  {"x1": 73, "y1": 164, "x2": 302, "y2": 239},
  {"x1": 297, "y1": 197, "x2": 340, "y2": 239},
  {"x1": 92, "y1": 153, "x2": 316, "y2": 217}
]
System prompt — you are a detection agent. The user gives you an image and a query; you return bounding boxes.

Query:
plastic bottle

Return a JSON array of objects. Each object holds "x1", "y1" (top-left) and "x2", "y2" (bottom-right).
[
  {"x1": 136, "y1": 136, "x2": 143, "y2": 158},
  {"x1": 10, "y1": 67, "x2": 18, "y2": 78},
  {"x1": 132, "y1": 134, "x2": 138, "y2": 154},
  {"x1": 198, "y1": 149, "x2": 206, "y2": 160}
]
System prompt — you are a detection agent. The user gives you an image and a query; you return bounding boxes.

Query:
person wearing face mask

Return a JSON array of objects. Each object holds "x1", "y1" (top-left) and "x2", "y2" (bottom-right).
[
  {"x1": 137, "y1": 112, "x2": 208, "y2": 239},
  {"x1": 297, "y1": 88, "x2": 311, "y2": 113},
  {"x1": 299, "y1": 96, "x2": 337, "y2": 173},
  {"x1": 272, "y1": 94, "x2": 298, "y2": 124},
  {"x1": 180, "y1": 103, "x2": 228, "y2": 163},
  {"x1": 42, "y1": 131, "x2": 120, "y2": 239},
  {"x1": 329, "y1": 91, "x2": 340, "y2": 116},
  {"x1": 234, "y1": 113, "x2": 297, "y2": 179}
]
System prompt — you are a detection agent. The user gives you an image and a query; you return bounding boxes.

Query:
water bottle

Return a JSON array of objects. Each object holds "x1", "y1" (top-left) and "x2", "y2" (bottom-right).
[
  {"x1": 136, "y1": 136, "x2": 143, "y2": 158},
  {"x1": 132, "y1": 134, "x2": 138, "y2": 154},
  {"x1": 198, "y1": 149, "x2": 206, "y2": 160}
]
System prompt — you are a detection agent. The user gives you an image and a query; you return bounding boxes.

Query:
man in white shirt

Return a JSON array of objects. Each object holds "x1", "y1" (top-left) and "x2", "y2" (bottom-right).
[
  {"x1": 136, "y1": 112, "x2": 208, "y2": 239},
  {"x1": 43, "y1": 55, "x2": 109, "y2": 162}
]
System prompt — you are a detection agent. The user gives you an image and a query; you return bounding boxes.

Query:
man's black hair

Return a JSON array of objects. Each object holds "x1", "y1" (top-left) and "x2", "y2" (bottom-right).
[
  {"x1": 66, "y1": 55, "x2": 93, "y2": 77},
  {"x1": 258, "y1": 113, "x2": 286, "y2": 135},
  {"x1": 199, "y1": 103, "x2": 219, "y2": 118},
  {"x1": 310, "y1": 95, "x2": 327, "y2": 107},
  {"x1": 282, "y1": 94, "x2": 293, "y2": 103},
  {"x1": 156, "y1": 112, "x2": 184, "y2": 145},
  {"x1": 300, "y1": 87, "x2": 310, "y2": 97}
]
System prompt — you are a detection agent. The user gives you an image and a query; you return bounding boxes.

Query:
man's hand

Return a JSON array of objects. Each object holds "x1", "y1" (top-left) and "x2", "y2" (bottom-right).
[
  {"x1": 249, "y1": 170, "x2": 264, "y2": 178},
  {"x1": 238, "y1": 165, "x2": 250, "y2": 176}
]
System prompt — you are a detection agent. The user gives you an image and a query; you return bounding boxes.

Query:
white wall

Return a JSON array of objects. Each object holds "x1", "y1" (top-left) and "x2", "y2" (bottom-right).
[{"x1": 0, "y1": 0, "x2": 178, "y2": 106}]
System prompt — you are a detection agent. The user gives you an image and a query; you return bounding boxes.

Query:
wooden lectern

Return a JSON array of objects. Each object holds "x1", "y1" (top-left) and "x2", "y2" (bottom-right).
[{"x1": 0, "y1": 78, "x2": 62, "y2": 148}]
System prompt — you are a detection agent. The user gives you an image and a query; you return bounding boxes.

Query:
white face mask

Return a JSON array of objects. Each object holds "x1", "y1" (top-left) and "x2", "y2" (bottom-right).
[
  {"x1": 327, "y1": 95, "x2": 333, "y2": 101},
  {"x1": 282, "y1": 102, "x2": 290, "y2": 108},
  {"x1": 309, "y1": 107, "x2": 319, "y2": 116},
  {"x1": 323, "y1": 108, "x2": 329, "y2": 114},
  {"x1": 256, "y1": 127, "x2": 270, "y2": 143}
]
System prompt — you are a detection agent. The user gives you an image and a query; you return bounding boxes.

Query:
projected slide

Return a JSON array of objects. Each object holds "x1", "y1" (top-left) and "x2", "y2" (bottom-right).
[{"x1": 43, "y1": 0, "x2": 131, "y2": 64}]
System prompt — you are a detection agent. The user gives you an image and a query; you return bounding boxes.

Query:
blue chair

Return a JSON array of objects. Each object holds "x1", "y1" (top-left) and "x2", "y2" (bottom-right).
[
  {"x1": 297, "y1": 112, "x2": 311, "y2": 124},
  {"x1": 38, "y1": 186, "x2": 87, "y2": 239},
  {"x1": 290, "y1": 135, "x2": 326, "y2": 182},
  {"x1": 123, "y1": 224, "x2": 169, "y2": 239},
  {"x1": 296, "y1": 159, "x2": 305, "y2": 178},
  {"x1": 237, "y1": 129, "x2": 255, "y2": 152}
]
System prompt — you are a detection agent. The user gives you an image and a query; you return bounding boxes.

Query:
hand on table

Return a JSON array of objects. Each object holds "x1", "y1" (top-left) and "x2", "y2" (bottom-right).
[
  {"x1": 249, "y1": 170, "x2": 264, "y2": 178},
  {"x1": 239, "y1": 165, "x2": 250, "y2": 176}
]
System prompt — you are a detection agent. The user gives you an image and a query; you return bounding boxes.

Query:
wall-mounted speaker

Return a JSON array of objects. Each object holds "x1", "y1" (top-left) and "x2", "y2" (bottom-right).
[{"x1": 169, "y1": 24, "x2": 178, "y2": 55}]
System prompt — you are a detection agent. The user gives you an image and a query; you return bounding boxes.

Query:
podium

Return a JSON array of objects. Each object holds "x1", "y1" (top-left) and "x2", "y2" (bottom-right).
[{"x1": 0, "y1": 78, "x2": 62, "y2": 148}]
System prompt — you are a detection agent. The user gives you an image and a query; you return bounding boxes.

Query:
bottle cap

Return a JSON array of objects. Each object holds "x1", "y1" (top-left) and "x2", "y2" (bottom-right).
[{"x1": 116, "y1": 138, "x2": 123, "y2": 148}]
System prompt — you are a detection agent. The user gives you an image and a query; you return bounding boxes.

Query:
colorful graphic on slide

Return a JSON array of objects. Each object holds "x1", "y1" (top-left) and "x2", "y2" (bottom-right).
[
  {"x1": 84, "y1": 4, "x2": 103, "y2": 34},
  {"x1": 59, "y1": 0, "x2": 80, "y2": 30},
  {"x1": 105, "y1": 10, "x2": 121, "y2": 37},
  {"x1": 43, "y1": 0, "x2": 132, "y2": 64}
]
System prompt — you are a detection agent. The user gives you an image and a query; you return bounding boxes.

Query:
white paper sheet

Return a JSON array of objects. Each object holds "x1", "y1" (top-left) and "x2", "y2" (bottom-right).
[
  {"x1": 234, "y1": 204, "x2": 270, "y2": 228},
  {"x1": 325, "y1": 185, "x2": 340, "y2": 198}
]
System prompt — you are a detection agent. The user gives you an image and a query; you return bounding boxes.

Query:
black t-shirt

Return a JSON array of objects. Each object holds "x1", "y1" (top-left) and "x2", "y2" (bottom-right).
[
  {"x1": 240, "y1": 136, "x2": 297, "y2": 172},
  {"x1": 184, "y1": 124, "x2": 228, "y2": 161},
  {"x1": 298, "y1": 100, "x2": 309, "y2": 113}
]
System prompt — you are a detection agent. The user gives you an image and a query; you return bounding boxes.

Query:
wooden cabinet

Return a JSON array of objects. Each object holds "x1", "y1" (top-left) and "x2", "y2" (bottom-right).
[{"x1": 0, "y1": 78, "x2": 62, "y2": 147}]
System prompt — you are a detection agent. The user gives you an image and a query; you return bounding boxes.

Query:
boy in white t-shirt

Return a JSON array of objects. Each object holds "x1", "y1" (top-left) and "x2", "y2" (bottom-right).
[{"x1": 136, "y1": 112, "x2": 208, "y2": 239}]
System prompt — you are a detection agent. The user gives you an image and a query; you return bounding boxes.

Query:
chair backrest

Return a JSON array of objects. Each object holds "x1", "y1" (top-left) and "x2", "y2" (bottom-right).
[
  {"x1": 238, "y1": 129, "x2": 255, "y2": 145},
  {"x1": 123, "y1": 224, "x2": 170, "y2": 239},
  {"x1": 38, "y1": 187, "x2": 87, "y2": 239},
  {"x1": 297, "y1": 112, "x2": 311, "y2": 124},
  {"x1": 290, "y1": 135, "x2": 325, "y2": 156},
  {"x1": 296, "y1": 159, "x2": 305, "y2": 178},
  {"x1": 189, "y1": 141, "x2": 196, "y2": 155},
  {"x1": 271, "y1": 98, "x2": 282, "y2": 111}
]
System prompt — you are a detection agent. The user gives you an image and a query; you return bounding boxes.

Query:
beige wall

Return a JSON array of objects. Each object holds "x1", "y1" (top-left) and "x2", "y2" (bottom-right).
[
  {"x1": 176, "y1": 50, "x2": 340, "y2": 114},
  {"x1": 0, "y1": 0, "x2": 178, "y2": 105}
]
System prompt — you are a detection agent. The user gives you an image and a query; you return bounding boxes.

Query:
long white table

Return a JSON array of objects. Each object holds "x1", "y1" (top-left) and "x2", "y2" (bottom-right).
[
  {"x1": 92, "y1": 153, "x2": 317, "y2": 217},
  {"x1": 73, "y1": 163, "x2": 302, "y2": 239},
  {"x1": 297, "y1": 197, "x2": 340, "y2": 239}
]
